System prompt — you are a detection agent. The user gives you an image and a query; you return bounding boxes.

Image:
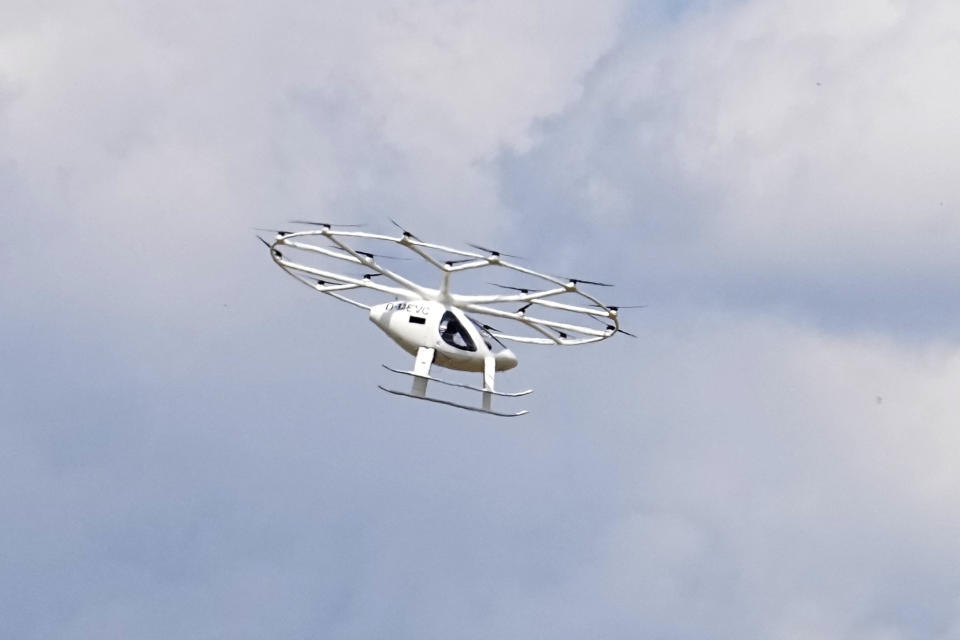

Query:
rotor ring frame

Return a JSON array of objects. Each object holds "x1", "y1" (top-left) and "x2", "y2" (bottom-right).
[{"x1": 266, "y1": 227, "x2": 622, "y2": 346}]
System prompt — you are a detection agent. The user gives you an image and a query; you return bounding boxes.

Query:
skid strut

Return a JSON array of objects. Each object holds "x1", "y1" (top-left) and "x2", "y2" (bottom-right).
[
  {"x1": 411, "y1": 347, "x2": 434, "y2": 397},
  {"x1": 483, "y1": 356, "x2": 496, "y2": 412}
]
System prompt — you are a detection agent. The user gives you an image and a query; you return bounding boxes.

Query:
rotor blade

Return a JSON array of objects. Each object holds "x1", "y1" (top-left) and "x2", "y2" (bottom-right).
[
  {"x1": 606, "y1": 325, "x2": 638, "y2": 338},
  {"x1": 389, "y1": 217, "x2": 420, "y2": 240},
  {"x1": 338, "y1": 272, "x2": 385, "y2": 281},
  {"x1": 489, "y1": 283, "x2": 543, "y2": 294},
  {"x1": 590, "y1": 304, "x2": 647, "y2": 311},
  {"x1": 586, "y1": 315, "x2": 638, "y2": 338},
  {"x1": 290, "y1": 220, "x2": 366, "y2": 228},
  {"x1": 355, "y1": 249, "x2": 411, "y2": 261},
  {"x1": 466, "y1": 315, "x2": 507, "y2": 349},
  {"x1": 326, "y1": 244, "x2": 411, "y2": 261},
  {"x1": 466, "y1": 242, "x2": 523, "y2": 259},
  {"x1": 586, "y1": 314, "x2": 609, "y2": 326},
  {"x1": 254, "y1": 227, "x2": 293, "y2": 236},
  {"x1": 256, "y1": 235, "x2": 282, "y2": 257},
  {"x1": 444, "y1": 257, "x2": 476, "y2": 266},
  {"x1": 569, "y1": 278, "x2": 614, "y2": 287}
]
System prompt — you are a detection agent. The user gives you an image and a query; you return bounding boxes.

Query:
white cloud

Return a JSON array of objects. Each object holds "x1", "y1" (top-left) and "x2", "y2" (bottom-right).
[
  {"x1": 3, "y1": 2, "x2": 960, "y2": 639},
  {"x1": 494, "y1": 311, "x2": 960, "y2": 638},
  {"x1": 0, "y1": 1, "x2": 626, "y2": 239},
  {"x1": 500, "y1": 0, "x2": 960, "y2": 335}
]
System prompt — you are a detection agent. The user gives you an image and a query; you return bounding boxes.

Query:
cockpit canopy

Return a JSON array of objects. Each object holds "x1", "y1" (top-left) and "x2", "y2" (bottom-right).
[{"x1": 438, "y1": 310, "x2": 477, "y2": 352}]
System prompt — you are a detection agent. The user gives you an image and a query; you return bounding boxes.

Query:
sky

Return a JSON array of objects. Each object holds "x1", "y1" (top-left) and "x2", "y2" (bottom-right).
[{"x1": 2, "y1": 0, "x2": 960, "y2": 638}]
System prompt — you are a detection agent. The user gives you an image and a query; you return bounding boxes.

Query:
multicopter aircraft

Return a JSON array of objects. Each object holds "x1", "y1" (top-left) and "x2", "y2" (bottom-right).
[{"x1": 260, "y1": 220, "x2": 634, "y2": 416}]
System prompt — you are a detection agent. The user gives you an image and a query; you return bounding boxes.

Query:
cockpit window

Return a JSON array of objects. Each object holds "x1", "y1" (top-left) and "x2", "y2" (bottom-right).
[{"x1": 438, "y1": 311, "x2": 477, "y2": 352}]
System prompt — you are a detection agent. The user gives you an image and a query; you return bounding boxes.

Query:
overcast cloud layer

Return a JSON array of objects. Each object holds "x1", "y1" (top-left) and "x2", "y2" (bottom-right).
[{"x1": 2, "y1": 1, "x2": 960, "y2": 639}]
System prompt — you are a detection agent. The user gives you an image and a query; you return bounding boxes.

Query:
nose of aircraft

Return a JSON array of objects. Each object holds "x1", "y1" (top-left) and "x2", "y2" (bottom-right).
[
  {"x1": 495, "y1": 348, "x2": 518, "y2": 371},
  {"x1": 369, "y1": 304, "x2": 385, "y2": 328}
]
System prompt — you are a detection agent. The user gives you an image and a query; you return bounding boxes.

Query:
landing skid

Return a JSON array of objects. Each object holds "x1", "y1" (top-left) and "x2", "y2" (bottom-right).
[
  {"x1": 381, "y1": 365, "x2": 533, "y2": 397},
  {"x1": 379, "y1": 347, "x2": 530, "y2": 417},
  {"x1": 378, "y1": 385, "x2": 529, "y2": 417}
]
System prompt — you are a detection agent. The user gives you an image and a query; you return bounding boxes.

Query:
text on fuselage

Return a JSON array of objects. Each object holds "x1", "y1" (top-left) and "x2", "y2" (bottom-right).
[{"x1": 386, "y1": 302, "x2": 431, "y2": 315}]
